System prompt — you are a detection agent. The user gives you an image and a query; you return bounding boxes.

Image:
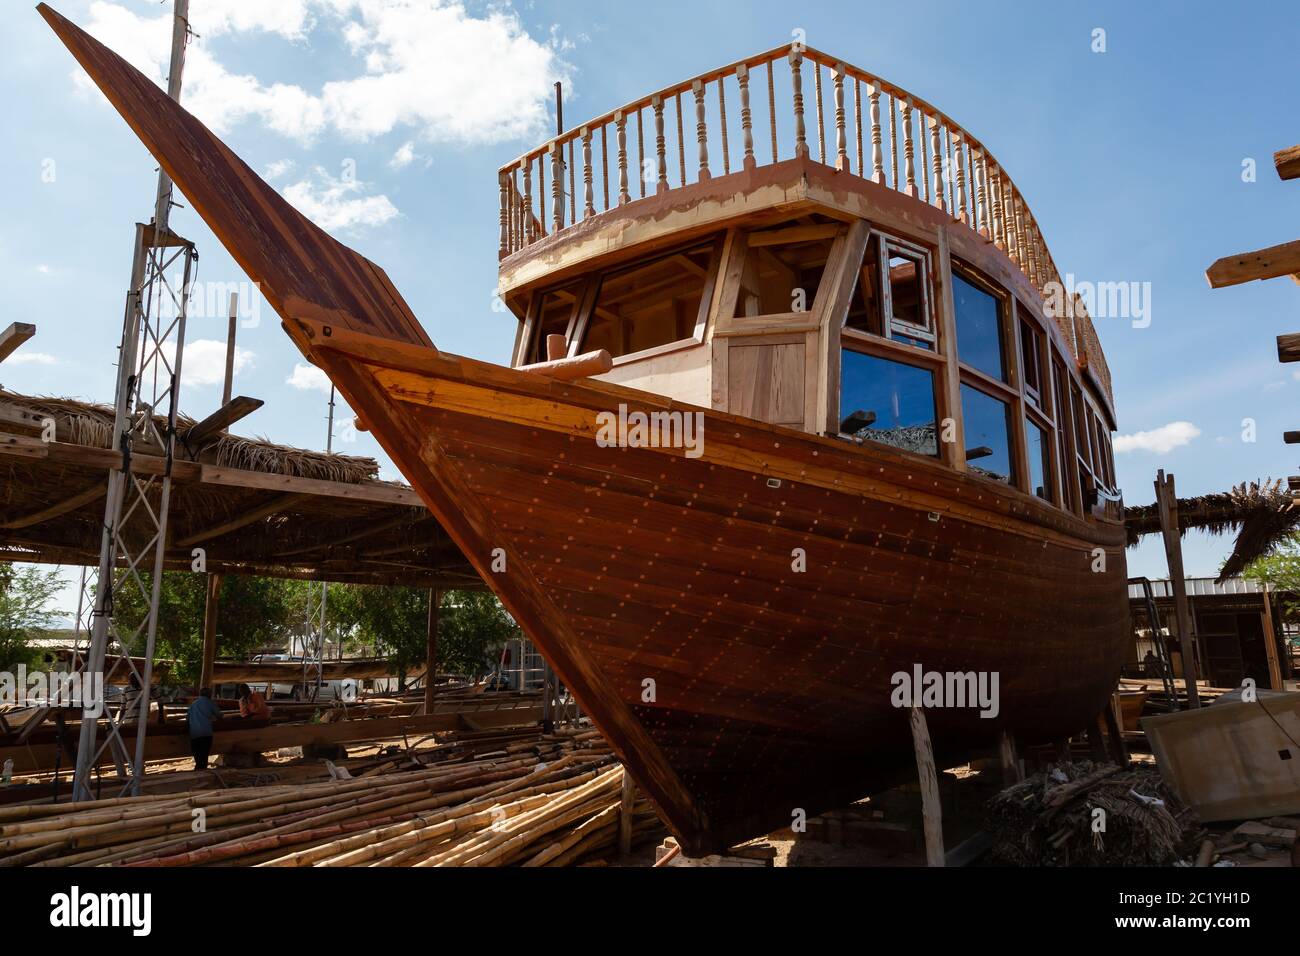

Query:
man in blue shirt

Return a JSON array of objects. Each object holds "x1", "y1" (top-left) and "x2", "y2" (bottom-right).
[{"x1": 187, "y1": 687, "x2": 223, "y2": 770}]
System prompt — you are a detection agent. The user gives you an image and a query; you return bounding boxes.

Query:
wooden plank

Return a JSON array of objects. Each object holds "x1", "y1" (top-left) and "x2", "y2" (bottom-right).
[
  {"x1": 1206, "y1": 238, "x2": 1300, "y2": 288},
  {"x1": 0, "y1": 323, "x2": 35, "y2": 364},
  {"x1": 1154, "y1": 470, "x2": 1200, "y2": 708},
  {"x1": 746, "y1": 223, "x2": 841, "y2": 247},
  {"x1": 199, "y1": 573, "x2": 222, "y2": 690},
  {"x1": 1, "y1": 706, "x2": 543, "y2": 774},
  {"x1": 619, "y1": 770, "x2": 636, "y2": 855},
  {"x1": 198, "y1": 464, "x2": 426, "y2": 507},
  {"x1": 182, "y1": 395, "x2": 263, "y2": 444},
  {"x1": 1260, "y1": 585, "x2": 1283, "y2": 691},
  {"x1": 1278, "y1": 333, "x2": 1300, "y2": 364},
  {"x1": 1275, "y1": 144, "x2": 1300, "y2": 181},
  {"x1": 910, "y1": 705, "x2": 944, "y2": 867}
]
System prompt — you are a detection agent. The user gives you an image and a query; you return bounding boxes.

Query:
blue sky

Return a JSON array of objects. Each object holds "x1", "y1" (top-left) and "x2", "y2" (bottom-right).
[{"x1": 2, "y1": 0, "x2": 1298, "y2": 613}]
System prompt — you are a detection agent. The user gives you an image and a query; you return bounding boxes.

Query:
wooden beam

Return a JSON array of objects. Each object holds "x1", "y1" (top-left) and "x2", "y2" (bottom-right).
[
  {"x1": 619, "y1": 770, "x2": 636, "y2": 855},
  {"x1": 1261, "y1": 584, "x2": 1284, "y2": 691},
  {"x1": 181, "y1": 395, "x2": 263, "y2": 444},
  {"x1": 0, "y1": 482, "x2": 104, "y2": 529},
  {"x1": 1284, "y1": 431, "x2": 1300, "y2": 444},
  {"x1": 174, "y1": 493, "x2": 304, "y2": 548},
  {"x1": 0, "y1": 402, "x2": 49, "y2": 433},
  {"x1": 746, "y1": 223, "x2": 840, "y2": 247},
  {"x1": 1154, "y1": 470, "x2": 1200, "y2": 708},
  {"x1": 1275, "y1": 144, "x2": 1300, "y2": 181},
  {"x1": 909, "y1": 705, "x2": 945, "y2": 867},
  {"x1": 424, "y1": 588, "x2": 439, "y2": 715},
  {"x1": 1207, "y1": 238, "x2": 1300, "y2": 288},
  {"x1": 1278, "y1": 333, "x2": 1300, "y2": 364},
  {"x1": 199, "y1": 573, "x2": 222, "y2": 690},
  {"x1": 0, "y1": 323, "x2": 35, "y2": 364},
  {"x1": 198, "y1": 464, "x2": 426, "y2": 508}
]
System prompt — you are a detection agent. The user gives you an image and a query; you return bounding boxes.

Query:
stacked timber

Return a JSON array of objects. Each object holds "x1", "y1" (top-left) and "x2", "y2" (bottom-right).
[{"x1": 0, "y1": 728, "x2": 663, "y2": 867}]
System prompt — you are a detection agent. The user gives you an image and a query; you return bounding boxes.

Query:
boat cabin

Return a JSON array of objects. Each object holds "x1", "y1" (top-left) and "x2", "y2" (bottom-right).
[{"x1": 496, "y1": 43, "x2": 1120, "y2": 522}]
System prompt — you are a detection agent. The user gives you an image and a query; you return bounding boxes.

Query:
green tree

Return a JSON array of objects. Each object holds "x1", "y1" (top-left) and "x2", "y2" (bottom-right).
[
  {"x1": 1243, "y1": 538, "x2": 1300, "y2": 638},
  {"x1": 111, "y1": 572, "x2": 305, "y2": 683},
  {"x1": 0, "y1": 563, "x2": 67, "y2": 674},
  {"x1": 329, "y1": 586, "x2": 518, "y2": 686}
]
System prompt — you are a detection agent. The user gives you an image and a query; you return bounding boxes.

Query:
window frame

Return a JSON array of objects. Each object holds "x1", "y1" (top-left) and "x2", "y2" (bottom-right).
[{"x1": 571, "y1": 235, "x2": 725, "y2": 365}]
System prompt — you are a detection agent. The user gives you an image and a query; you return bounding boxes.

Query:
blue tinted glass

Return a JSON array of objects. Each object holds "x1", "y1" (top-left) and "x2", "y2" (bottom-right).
[
  {"x1": 1025, "y1": 419, "x2": 1052, "y2": 500},
  {"x1": 953, "y1": 273, "x2": 1005, "y2": 381},
  {"x1": 960, "y1": 384, "x2": 1013, "y2": 483},
  {"x1": 840, "y1": 350, "x2": 938, "y2": 457}
]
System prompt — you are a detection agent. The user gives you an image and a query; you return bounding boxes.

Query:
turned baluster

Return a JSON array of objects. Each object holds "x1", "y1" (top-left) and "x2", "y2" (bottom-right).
[
  {"x1": 637, "y1": 108, "x2": 645, "y2": 197},
  {"x1": 615, "y1": 111, "x2": 630, "y2": 205},
  {"x1": 522, "y1": 157, "x2": 534, "y2": 243},
  {"x1": 945, "y1": 128, "x2": 956, "y2": 215},
  {"x1": 716, "y1": 81, "x2": 730, "y2": 175},
  {"x1": 601, "y1": 126, "x2": 609, "y2": 210},
  {"x1": 902, "y1": 98, "x2": 916, "y2": 195},
  {"x1": 676, "y1": 93, "x2": 687, "y2": 186},
  {"x1": 652, "y1": 96, "x2": 668, "y2": 194},
  {"x1": 551, "y1": 141, "x2": 564, "y2": 232},
  {"x1": 814, "y1": 60, "x2": 826, "y2": 164},
  {"x1": 738, "y1": 64, "x2": 756, "y2": 170},
  {"x1": 833, "y1": 63, "x2": 848, "y2": 171},
  {"x1": 693, "y1": 79, "x2": 711, "y2": 180},
  {"x1": 582, "y1": 127, "x2": 595, "y2": 217},
  {"x1": 767, "y1": 60, "x2": 778, "y2": 162},
  {"x1": 1012, "y1": 188, "x2": 1028, "y2": 266},
  {"x1": 976, "y1": 151, "x2": 989, "y2": 238},
  {"x1": 567, "y1": 139, "x2": 576, "y2": 223},
  {"x1": 790, "y1": 50, "x2": 808, "y2": 158},
  {"x1": 498, "y1": 172, "x2": 508, "y2": 258},
  {"x1": 889, "y1": 93, "x2": 899, "y2": 189},
  {"x1": 954, "y1": 135, "x2": 967, "y2": 223},
  {"x1": 869, "y1": 85, "x2": 884, "y2": 183},
  {"x1": 854, "y1": 77, "x2": 864, "y2": 176},
  {"x1": 990, "y1": 167, "x2": 1004, "y2": 248},
  {"x1": 925, "y1": 111, "x2": 935, "y2": 205},
  {"x1": 537, "y1": 153, "x2": 546, "y2": 236}
]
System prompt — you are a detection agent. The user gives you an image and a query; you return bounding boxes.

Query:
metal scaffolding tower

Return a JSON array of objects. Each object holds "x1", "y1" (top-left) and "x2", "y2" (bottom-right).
[{"x1": 71, "y1": 0, "x2": 194, "y2": 800}]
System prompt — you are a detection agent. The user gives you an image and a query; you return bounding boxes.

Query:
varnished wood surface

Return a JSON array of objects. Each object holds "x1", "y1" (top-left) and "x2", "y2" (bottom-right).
[{"x1": 43, "y1": 8, "x2": 1131, "y2": 853}]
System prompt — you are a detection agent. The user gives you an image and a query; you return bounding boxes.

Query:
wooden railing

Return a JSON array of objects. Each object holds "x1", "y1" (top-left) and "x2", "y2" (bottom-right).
[{"x1": 497, "y1": 43, "x2": 1109, "y2": 399}]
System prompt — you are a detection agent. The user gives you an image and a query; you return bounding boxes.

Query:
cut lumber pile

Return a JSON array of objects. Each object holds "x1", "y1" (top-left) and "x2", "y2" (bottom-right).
[
  {"x1": 986, "y1": 761, "x2": 1196, "y2": 866},
  {"x1": 0, "y1": 727, "x2": 664, "y2": 867}
]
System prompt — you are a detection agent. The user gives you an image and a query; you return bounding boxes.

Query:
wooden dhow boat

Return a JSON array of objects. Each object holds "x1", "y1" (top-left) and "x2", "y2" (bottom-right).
[{"x1": 42, "y1": 4, "x2": 1128, "y2": 854}]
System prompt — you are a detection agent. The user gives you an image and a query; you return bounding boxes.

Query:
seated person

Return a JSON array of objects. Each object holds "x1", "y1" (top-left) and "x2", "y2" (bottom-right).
[{"x1": 236, "y1": 683, "x2": 272, "y2": 720}]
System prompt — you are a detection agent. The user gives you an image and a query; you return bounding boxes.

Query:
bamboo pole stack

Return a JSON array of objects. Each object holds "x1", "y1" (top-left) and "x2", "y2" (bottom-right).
[{"x1": 0, "y1": 728, "x2": 663, "y2": 867}]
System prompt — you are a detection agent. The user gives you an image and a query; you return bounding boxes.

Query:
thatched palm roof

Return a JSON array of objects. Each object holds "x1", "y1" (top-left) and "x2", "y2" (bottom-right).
[{"x1": 1124, "y1": 479, "x2": 1296, "y2": 580}]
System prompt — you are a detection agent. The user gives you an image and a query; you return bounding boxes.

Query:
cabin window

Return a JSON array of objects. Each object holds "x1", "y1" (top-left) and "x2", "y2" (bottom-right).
[
  {"x1": 1019, "y1": 317, "x2": 1043, "y2": 409},
  {"x1": 1024, "y1": 419, "x2": 1052, "y2": 501},
  {"x1": 960, "y1": 384, "x2": 1014, "y2": 484},
  {"x1": 839, "y1": 348, "x2": 939, "y2": 457},
  {"x1": 1052, "y1": 358, "x2": 1080, "y2": 513},
  {"x1": 734, "y1": 222, "x2": 840, "y2": 318},
  {"x1": 844, "y1": 233, "x2": 934, "y2": 350},
  {"x1": 579, "y1": 242, "x2": 714, "y2": 359},
  {"x1": 952, "y1": 271, "x2": 1006, "y2": 381},
  {"x1": 527, "y1": 280, "x2": 584, "y2": 363}
]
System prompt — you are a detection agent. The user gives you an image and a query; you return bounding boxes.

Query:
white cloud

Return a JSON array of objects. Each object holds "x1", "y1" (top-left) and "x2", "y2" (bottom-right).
[
  {"x1": 1114, "y1": 421, "x2": 1201, "y2": 454},
  {"x1": 286, "y1": 362, "x2": 332, "y2": 393},
  {"x1": 174, "y1": 338, "x2": 255, "y2": 387},
  {"x1": 7, "y1": 352, "x2": 58, "y2": 366},
  {"x1": 389, "y1": 141, "x2": 427, "y2": 170},
  {"x1": 282, "y1": 167, "x2": 399, "y2": 232},
  {"x1": 35, "y1": 264, "x2": 53, "y2": 276},
  {"x1": 81, "y1": 1, "x2": 568, "y2": 146},
  {"x1": 262, "y1": 159, "x2": 296, "y2": 180}
]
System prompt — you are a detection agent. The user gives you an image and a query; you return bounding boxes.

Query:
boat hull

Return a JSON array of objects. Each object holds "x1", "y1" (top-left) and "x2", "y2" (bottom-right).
[{"x1": 311, "y1": 334, "x2": 1130, "y2": 852}]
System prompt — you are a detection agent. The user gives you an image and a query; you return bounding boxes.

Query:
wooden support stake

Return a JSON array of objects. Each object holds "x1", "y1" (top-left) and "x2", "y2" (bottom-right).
[
  {"x1": 1085, "y1": 718, "x2": 1108, "y2": 762},
  {"x1": 1101, "y1": 698, "x2": 1129, "y2": 766},
  {"x1": 1154, "y1": 469, "x2": 1201, "y2": 708},
  {"x1": 424, "y1": 588, "x2": 440, "y2": 715},
  {"x1": 1261, "y1": 584, "x2": 1284, "y2": 691},
  {"x1": 997, "y1": 730, "x2": 1022, "y2": 785},
  {"x1": 618, "y1": 769, "x2": 635, "y2": 855},
  {"x1": 199, "y1": 573, "x2": 222, "y2": 691},
  {"x1": 909, "y1": 705, "x2": 944, "y2": 867}
]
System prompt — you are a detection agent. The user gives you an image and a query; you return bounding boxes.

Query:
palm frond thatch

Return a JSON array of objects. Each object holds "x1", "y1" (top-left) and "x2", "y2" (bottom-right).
[{"x1": 1124, "y1": 479, "x2": 1296, "y2": 581}]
